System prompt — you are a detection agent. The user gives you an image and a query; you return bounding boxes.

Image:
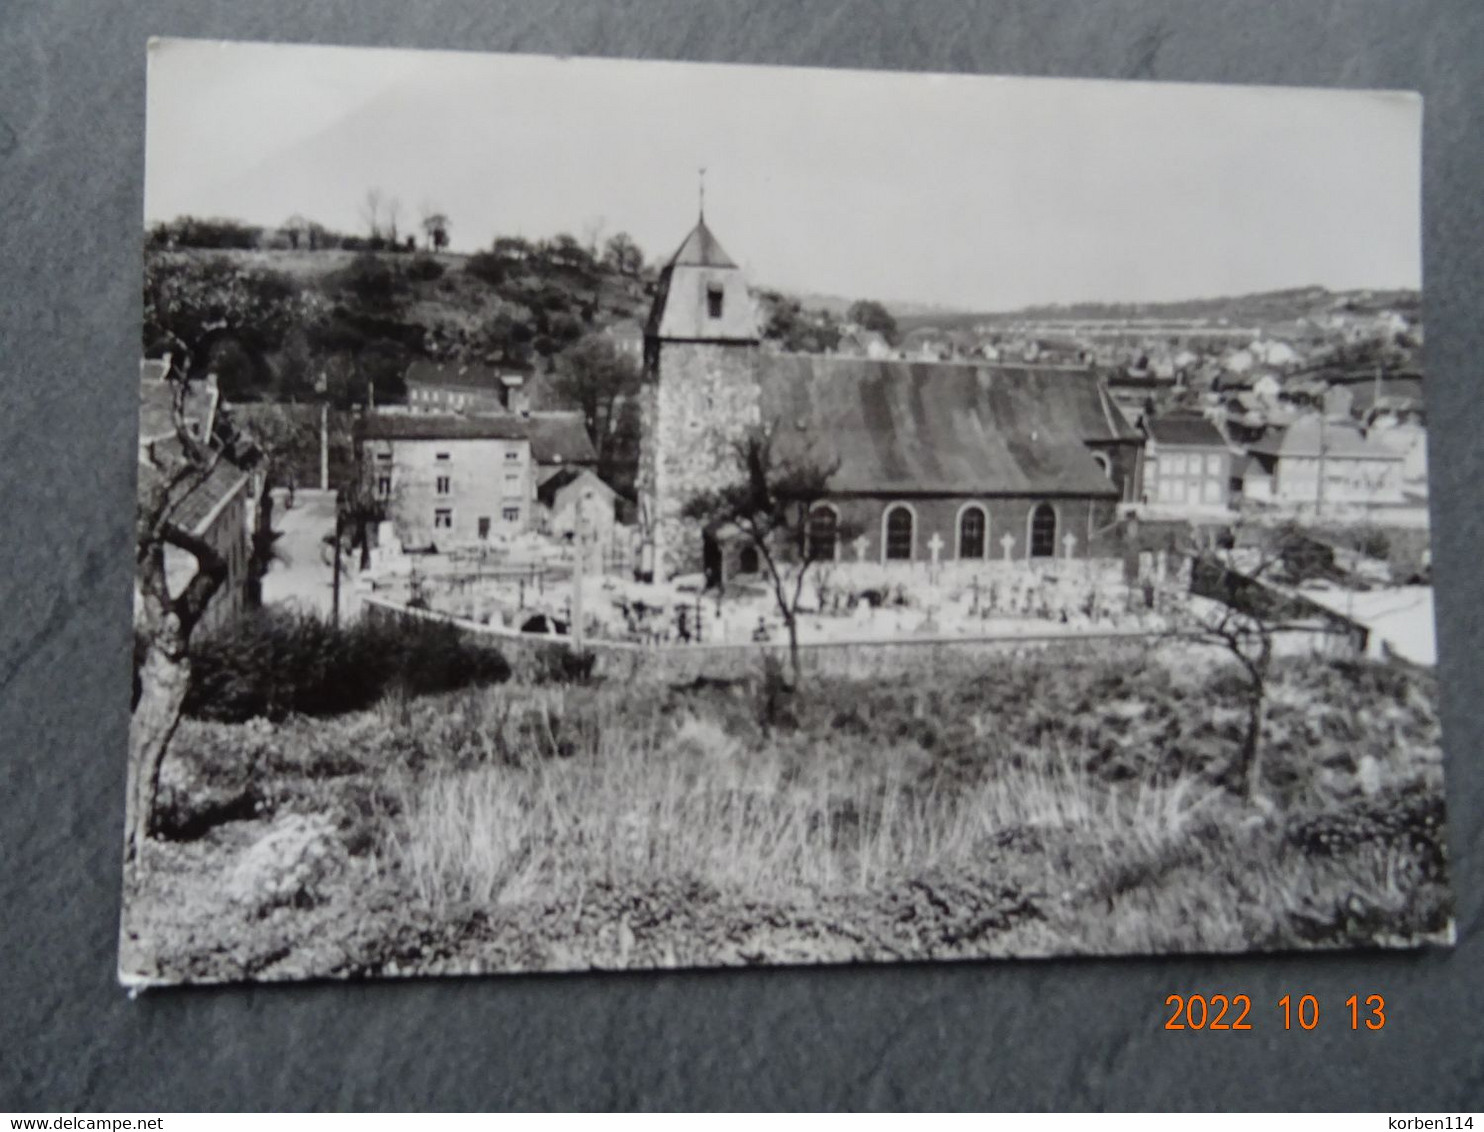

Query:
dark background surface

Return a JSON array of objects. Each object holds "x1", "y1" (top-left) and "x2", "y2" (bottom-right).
[{"x1": 1, "y1": 0, "x2": 1480, "y2": 1111}]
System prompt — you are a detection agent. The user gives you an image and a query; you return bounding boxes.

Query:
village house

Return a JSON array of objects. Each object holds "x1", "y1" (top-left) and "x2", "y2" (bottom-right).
[
  {"x1": 405, "y1": 358, "x2": 538, "y2": 415},
  {"x1": 358, "y1": 414, "x2": 538, "y2": 549},
  {"x1": 637, "y1": 217, "x2": 1145, "y2": 579},
  {"x1": 537, "y1": 467, "x2": 622, "y2": 572},
  {"x1": 1141, "y1": 414, "x2": 1234, "y2": 511},
  {"x1": 137, "y1": 361, "x2": 254, "y2": 636},
  {"x1": 358, "y1": 402, "x2": 600, "y2": 552},
  {"x1": 1240, "y1": 415, "x2": 1405, "y2": 508}
]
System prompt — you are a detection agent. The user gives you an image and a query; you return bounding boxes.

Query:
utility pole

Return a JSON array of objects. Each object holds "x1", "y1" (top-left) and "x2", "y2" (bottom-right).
[
  {"x1": 1316, "y1": 411, "x2": 1327, "y2": 519},
  {"x1": 331, "y1": 506, "x2": 343, "y2": 630},
  {"x1": 319, "y1": 401, "x2": 330, "y2": 492},
  {"x1": 572, "y1": 491, "x2": 585, "y2": 650}
]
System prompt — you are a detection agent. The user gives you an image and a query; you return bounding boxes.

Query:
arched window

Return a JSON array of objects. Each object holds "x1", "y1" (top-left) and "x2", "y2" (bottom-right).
[
  {"x1": 806, "y1": 504, "x2": 838, "y2": 562},
  {"x1": 738, "y1": 545, "x2": 760, "y2": 574},
  {"x1": 884, "y1": 504, "x2": 914, "y2": 561},
  {"x1": 1091, "y1": 451, "x2": 1113, "y2": 479},
  {"x1": 1029, "y1": 503, "x2": 1058, "y2": 558},
  {"x1": 957, "y1": 504, "x2": 987, "y2": 559}
]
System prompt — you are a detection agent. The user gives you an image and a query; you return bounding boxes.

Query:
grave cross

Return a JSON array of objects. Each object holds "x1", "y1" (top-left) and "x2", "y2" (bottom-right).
[
  {"x1": 1000, "y1": 532, "x2": 1016, "y2": 562},
  {"x1": 927, "y1": 531, "x2": 945, "y2": 567},
  {"x1": 1062, "y1": 533, "x2": 1077, "y2": 559},
  {"x1": 853, "y1": 534, "x2": 869, "y2": 563}
]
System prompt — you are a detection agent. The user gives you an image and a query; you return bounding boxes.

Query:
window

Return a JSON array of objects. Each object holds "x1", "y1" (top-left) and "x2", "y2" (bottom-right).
[
  {"x1": 958, "y1": 505, "x2": 987, "y2": 559},
  {"x1": 434, "y1": 508, "x2": 452, "y2": 529},
  {"x1": 436, "y1": 451, "x2": 451, "y2": 462},
  {"x1": 1029, "y1": 503, "x2": 1057, "y2": 558},
  {"x1": 376, "y1": 475, "x2": 392, "y2": 497},
  {"x1": 884, "y1": 505, "x2": 914, "y2": 561},
  {"x1": 478, "y1": 517, "x2": 491, "y2": 539},
  {"x1": 436, "y1": 475, "x2": 451, "y2": 495},
  {"x1": 504, "y1": 450, "x2": 520, "y2": 462},
  {"x1": 738, "y1": 545, "x2": 760, "y2": 574},
  {"x1": 806, "y1": 505, "x2": 838, "y2": 562},
  {"x1": 1206, "y1": 453, "x2": 1223, "y2": 476},
  {"x1": 707, "y1": 283, "x2": 724, "y2": 319},
  {"x1": 375, "y1": 451, "x2": 392, "y2": 463},
  {"x1": 1091, "y1": 452, "x2": 1113, "y2": 479},
  {"x1": 502, "y1": 505, "x2": 521, "y2": 523},
  {"x1": 504, "y1": 473, "x2": 520, "y2": 490}
]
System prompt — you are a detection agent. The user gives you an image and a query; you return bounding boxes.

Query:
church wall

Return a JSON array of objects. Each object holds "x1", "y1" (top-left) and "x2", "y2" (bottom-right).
[
  {"x1": 791, "y1": 495, "x2": 1118, "y2": 567},
  {"x1": 644, "y1": 339, "x2": 762, "y2": 578}
]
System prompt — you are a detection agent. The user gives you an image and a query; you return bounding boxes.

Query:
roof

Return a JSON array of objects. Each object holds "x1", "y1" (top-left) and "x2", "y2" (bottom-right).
[
  {"x1": 1249, "y1": 416, "x2": 1403, "y2": 461},
  {"x1": 360, "y1": 414, "x2": 531, "y2": 441},
  {"x1": 1146, "y1": 415, "x2": 1228, "y2": 448},
  {"x1": 536, "y1": 466, "x2": 617, "y2": 507},
  {"x1": 137, "y1": 439, "x2": 251, "y2": 533},
  {"x1": 528, "y1": 411, "x2": 598, "y2": 465},
  {"x1": 757, "y1": 358, "x2": 1124, "y2": 498},
  {"x1": 646, "y1": 222, "x2": 760, "y2": 343},
  {"x1": 668, "y1": 219, "x2": 737, "y2": 268},
  {"x1": 405, "y1": 358, "x2": 537, "y2": 390}
]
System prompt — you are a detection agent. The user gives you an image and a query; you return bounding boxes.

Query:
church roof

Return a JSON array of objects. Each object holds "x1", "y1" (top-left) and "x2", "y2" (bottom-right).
[
  {"x1": 667, "y1": 219, "x2": 737, "y2": 268},
  {"x1": 758, "y1": 359, "x2": 1124, "y2": 498}
]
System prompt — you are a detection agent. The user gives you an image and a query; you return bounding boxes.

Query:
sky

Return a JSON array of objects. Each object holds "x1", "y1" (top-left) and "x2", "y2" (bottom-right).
[{"x1": 145, "y1": 38, "x2": 1423, "y2": 312}]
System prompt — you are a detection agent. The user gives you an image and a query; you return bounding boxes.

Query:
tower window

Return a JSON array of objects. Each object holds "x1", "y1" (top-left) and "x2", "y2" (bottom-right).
[{"x1": 706, "y1": 284, "x2": 724, "y2": 319}]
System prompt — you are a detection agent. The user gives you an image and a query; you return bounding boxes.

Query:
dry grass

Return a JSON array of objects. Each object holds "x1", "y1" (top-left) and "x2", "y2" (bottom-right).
[{"x1": 388, "y1": 685, "x2": 1230, "y2": 925}]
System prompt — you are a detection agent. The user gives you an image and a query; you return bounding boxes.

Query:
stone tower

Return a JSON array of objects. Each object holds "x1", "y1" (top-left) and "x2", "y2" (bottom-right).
[{"x1": 637, "y1": 217, "x2": 762, "y2": 580}]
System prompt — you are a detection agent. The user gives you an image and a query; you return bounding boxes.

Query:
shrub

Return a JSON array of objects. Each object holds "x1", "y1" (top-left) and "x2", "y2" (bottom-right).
[
  {"x1": 183, "y1": 610, "x2": 511, "y2": 721},
  {"x1": 406, "y1": 254, "x2": 445, "y2": 282}
]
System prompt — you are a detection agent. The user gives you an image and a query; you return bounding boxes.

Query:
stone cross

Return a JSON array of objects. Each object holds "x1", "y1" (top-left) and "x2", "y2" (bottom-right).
[
  {"x1": 927, "y1": 531, "x2": 944, "y2": 567},
  {"x1": 853, "y1": 534, "x2": 869, "y2": 563},
  {"x1": 1000, "y1": 533, "x2": 1016, "y2": 562},
  {"x1": 1062, "y1": 533, "x2": 1077, "y2": 559}
]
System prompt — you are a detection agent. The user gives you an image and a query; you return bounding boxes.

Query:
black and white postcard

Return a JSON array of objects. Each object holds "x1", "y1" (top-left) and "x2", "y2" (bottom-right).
[{"x1": 123, "y1": 39, "x2": 1449, "y2": 985}]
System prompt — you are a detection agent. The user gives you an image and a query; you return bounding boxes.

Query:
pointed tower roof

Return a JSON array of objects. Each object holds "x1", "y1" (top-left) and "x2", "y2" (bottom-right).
[
  {"x1": 646, "y1": 218, "x2": 759, "y2": 344},
  {"x1": 668, "y1": 219, "x2": 737, "y2": 269}
]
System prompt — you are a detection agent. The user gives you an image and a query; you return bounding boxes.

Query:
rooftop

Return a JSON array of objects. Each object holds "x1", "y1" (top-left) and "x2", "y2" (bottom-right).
[{"x1": 758, "y1": 358, "x2": 1124, "y2": 498}]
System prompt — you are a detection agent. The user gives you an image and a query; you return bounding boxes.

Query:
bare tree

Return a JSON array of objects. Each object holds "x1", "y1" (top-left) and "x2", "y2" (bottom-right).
[
  {"x1": 683, "y1": 423, "x2": 856, "y2": 685},
  {"x1": 580, "y1": 215, "x2": 607, "y2": 258},
  {"x1": 129, "y1": 344, "x2": 233, "y2": 868},
  {"x1": 1176, "y1": 524, "x2": 1330, "y2": 802},
  {"x1": 385, "y1": 197, "x2": 403, "y2": 248},
  {"x1": 360, "y1": 188, "x2": 385, "y2": 243}
]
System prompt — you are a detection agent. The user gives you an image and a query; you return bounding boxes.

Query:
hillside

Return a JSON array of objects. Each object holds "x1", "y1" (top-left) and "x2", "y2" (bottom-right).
[
  {"x1": 897, "y1": 286, "x2": 1422, "y2": 336},
  {"x1": 143, "y1": 241, "x2": 655, "y2": 408}
]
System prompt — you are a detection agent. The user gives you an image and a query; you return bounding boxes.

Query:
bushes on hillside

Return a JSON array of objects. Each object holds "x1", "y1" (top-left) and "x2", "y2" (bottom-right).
[{"x1": 181, "y1": 611, "x2": 511, "y2": 722}]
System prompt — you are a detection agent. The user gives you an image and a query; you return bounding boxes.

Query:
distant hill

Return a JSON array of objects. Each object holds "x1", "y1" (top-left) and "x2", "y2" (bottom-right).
[{"x1": 896, "y1": 286, "x2": 1422, "y2": 335}]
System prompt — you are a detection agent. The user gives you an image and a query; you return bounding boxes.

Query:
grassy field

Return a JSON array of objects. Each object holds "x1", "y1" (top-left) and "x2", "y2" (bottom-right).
[{"x1": 119, "y1": 641, "x2": 1452, "y2": 985}]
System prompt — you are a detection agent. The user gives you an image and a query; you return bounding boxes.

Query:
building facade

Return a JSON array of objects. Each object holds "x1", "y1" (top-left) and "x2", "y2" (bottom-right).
[
  {"x1": 1142, "y1": 415, "x2": 1234, "y2": 510},
  {"x1": 359, "y1": 415, "x2": 535, "y2": 549}
]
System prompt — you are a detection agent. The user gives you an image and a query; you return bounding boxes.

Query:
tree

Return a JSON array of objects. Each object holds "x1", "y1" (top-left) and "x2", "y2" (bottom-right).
[
  {"x1": 421, "y1": 210, "x2": 451, "y2": 252},
  {"x1": 360, "y1": 188, "x2": 385, "y2": 245},
  {"x1": 129, "y1": 346, "x2": 235, "y2": 868},
  {"x1": 682, "y1": 424, "x2": 854, "y2": 686},
  {"x1": 551, "y1": 334, "x2": 641, "y2": 479},
  {"x1": 282, "y1": 215, "x2": 312, "y2": 250},
  {"x1": 602, "y1": 232, "x2": 644, "y2": 277},
  {"x1": 846, "y1": 299, "x2": 899, "y2": 345},
  {"x1": 1177, "y1": 525, "x2": 1325, "y2": 802},
  {"x1": 142, "y1": 255, "x2": 314, "y2": 400}
]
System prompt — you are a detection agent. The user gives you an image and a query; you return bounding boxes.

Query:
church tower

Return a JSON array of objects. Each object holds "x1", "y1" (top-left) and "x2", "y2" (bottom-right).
[{"x1": 637, "y1": 215, "x2": 762, "y2": 580}]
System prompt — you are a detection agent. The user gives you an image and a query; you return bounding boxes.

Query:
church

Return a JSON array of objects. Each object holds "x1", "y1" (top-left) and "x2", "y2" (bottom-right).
[{"x1": 636, "y1": 217, "x2": 1144, "y2": 581}]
